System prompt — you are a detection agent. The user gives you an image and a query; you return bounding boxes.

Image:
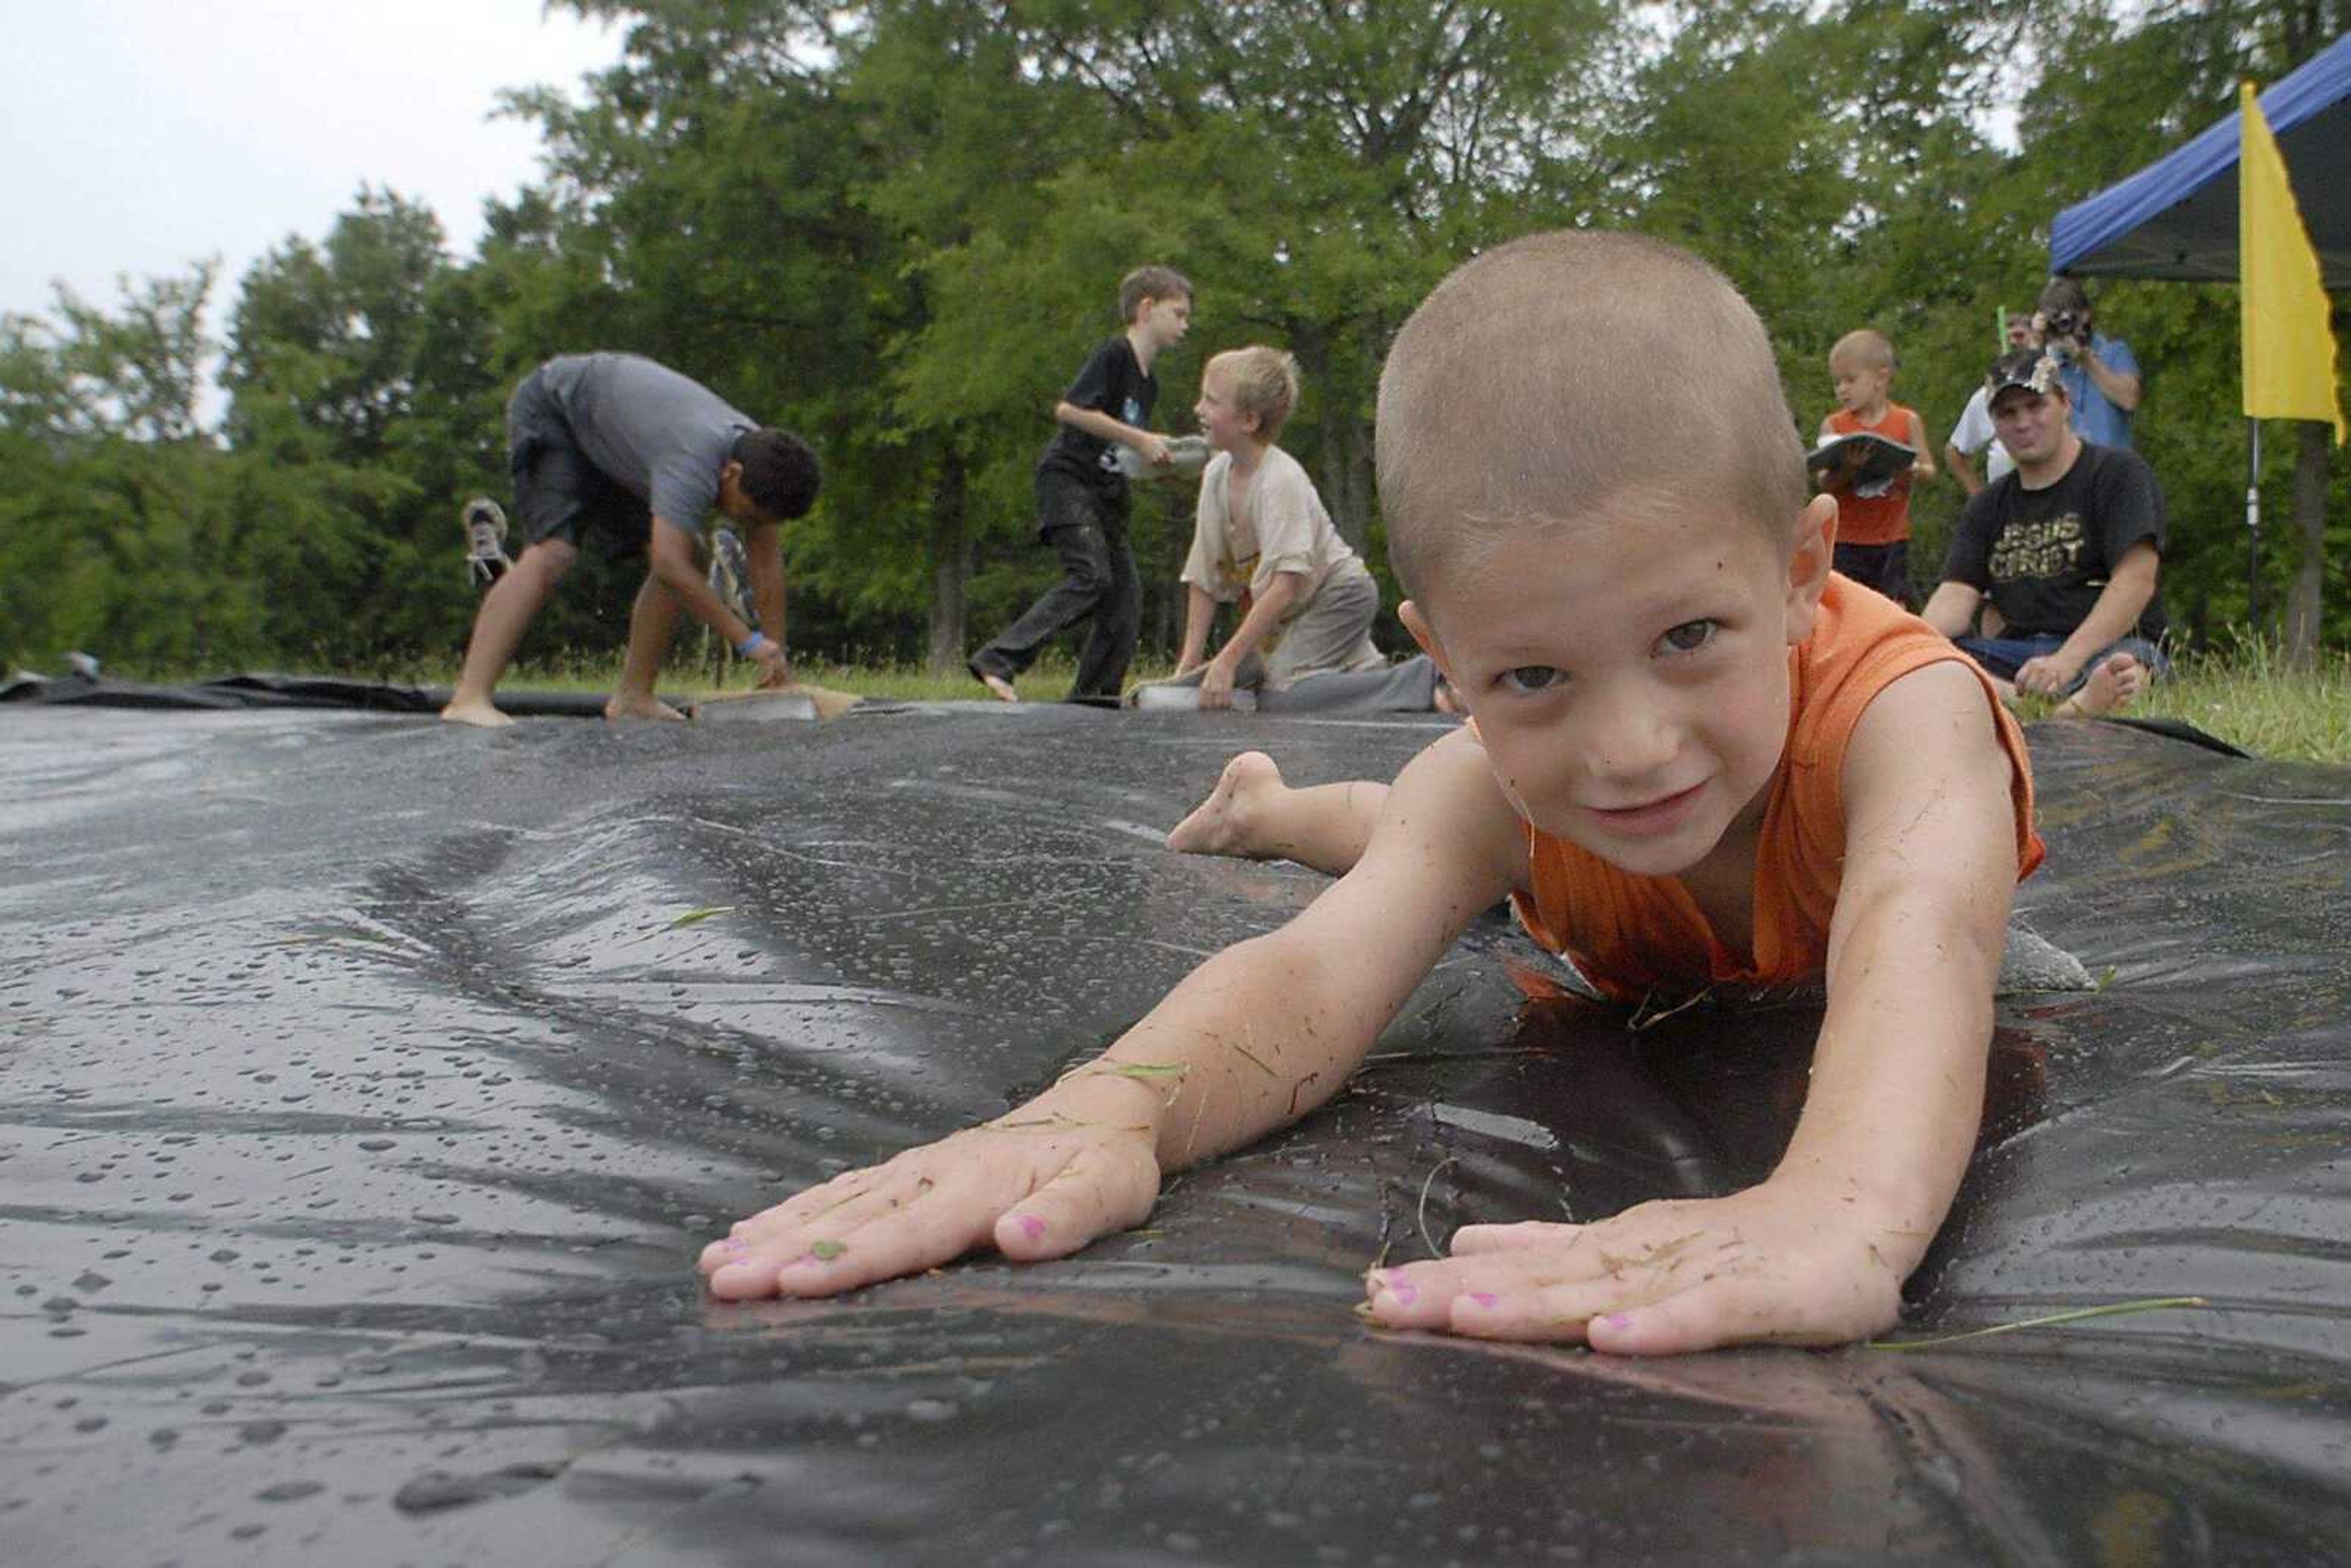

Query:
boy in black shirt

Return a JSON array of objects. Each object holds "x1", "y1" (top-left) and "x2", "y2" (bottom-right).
[
  {"x1": 969, "y1": 266, "x2": 1193, "y2": 703},
  {"x1": 1922, "y1": 349, "x2": 2167, "y2": 719}
]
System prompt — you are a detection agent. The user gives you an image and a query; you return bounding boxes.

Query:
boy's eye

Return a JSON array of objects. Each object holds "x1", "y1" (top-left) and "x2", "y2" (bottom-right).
[
  {"x1": 1659, "y1": 619, "x2": 1717, "y2": 655},
  {"x1": 1499, "y1": 665, "x2": 1565, "y2": 693}
]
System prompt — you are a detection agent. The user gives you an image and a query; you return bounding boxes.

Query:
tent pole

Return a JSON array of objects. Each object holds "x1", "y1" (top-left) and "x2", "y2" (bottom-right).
[{"x1": 2246, "y1": 418, "x2": 2262, "y2": 632}]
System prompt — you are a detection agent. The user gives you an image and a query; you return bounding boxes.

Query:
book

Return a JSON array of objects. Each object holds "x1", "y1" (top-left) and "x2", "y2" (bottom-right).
[{"x1": 1806, "y1": 431, "x2": 1916, "y2": 488}]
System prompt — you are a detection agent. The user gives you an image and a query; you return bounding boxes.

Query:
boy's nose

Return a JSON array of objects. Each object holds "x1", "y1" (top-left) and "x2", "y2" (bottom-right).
[{"x1": 1581, "y1": 689, "x2": 1679, "y2": 783}]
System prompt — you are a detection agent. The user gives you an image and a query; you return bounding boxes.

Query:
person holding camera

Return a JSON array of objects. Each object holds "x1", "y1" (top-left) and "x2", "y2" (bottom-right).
[{"x1": 2033, "y1": 277, "x2": 2141, "y2": 450}]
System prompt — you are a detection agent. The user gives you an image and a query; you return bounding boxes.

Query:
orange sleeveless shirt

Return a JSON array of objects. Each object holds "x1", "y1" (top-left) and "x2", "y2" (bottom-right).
[
  {"x1": 1505, "y1": 574, "x2": 2043, "y2": 1002},
  {"x1": 1826, "y1": 402, "x2": 1918, "y2": 546}
]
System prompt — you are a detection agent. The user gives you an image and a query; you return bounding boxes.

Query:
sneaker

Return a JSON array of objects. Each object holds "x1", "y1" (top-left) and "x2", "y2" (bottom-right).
[
  {"x1": 708, "y1": 527, "x2": 759, "y2": 628},
  {"x1": 463, "y1": 498, "x2": 512, "y2": 587}
]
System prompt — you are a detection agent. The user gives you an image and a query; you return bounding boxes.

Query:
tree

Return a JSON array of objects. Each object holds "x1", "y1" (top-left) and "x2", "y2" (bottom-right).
[
  {"x1": 0, "y1": 264, "x2": 267, "y2": 668},
  {"x1": 222, "y1": 188, "x2": 508, "y2": 664}
]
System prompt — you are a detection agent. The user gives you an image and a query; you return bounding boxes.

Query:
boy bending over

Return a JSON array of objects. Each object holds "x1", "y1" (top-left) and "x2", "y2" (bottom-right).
[
  {"x1": 441, "y1": 353, "x2": 819, "y2": 727},
  {"x1": 702, "y1": 232, "x2": 2042, "y2": 1355}
]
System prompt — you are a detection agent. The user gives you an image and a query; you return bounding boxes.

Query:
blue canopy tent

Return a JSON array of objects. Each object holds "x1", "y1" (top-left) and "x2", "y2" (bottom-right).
[
  {"x1": 2052, "y1": 31, "x2": 2351, "y2": 288},
  {"x1": 2049, "y1": 31, "x2": 2351, "y2": 642}
]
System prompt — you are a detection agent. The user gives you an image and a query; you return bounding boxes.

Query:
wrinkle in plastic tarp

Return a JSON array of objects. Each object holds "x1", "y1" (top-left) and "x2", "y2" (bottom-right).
[{"x1": 2, "y1": 702, "x2": 2348, "y2": 1566}]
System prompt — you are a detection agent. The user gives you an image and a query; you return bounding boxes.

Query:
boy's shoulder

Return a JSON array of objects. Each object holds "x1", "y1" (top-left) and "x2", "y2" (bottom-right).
[{"x1": 1086, "y1": 332, "x2": 1139, "y2": 366}]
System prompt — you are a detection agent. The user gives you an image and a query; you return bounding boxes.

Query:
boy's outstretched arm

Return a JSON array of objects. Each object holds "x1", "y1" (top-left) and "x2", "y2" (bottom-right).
[
  {"x1": 702, "y1": 727, "x2": 1523, "y2": 1301},
  {"x1": 1367, "y1": 661, "x2": 2019, "y2": 1353},
  {"x1": 1057, "y1": 400, "x2": 1170, "y2": 465}
]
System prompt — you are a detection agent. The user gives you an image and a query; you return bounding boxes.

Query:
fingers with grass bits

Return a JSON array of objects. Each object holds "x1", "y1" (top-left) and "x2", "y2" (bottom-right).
[
  {"x1": 700, "y1": 1109, "x2": 1164, "y2": 1301},
  {"x1": 1361, "y1": 1188, "x2": 1907, "y2": 1354}
]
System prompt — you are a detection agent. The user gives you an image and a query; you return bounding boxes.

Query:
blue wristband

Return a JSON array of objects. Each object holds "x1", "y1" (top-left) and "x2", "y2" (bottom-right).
[{"x1": 736, "y1": 632, "x2": 773, "y2": 658}]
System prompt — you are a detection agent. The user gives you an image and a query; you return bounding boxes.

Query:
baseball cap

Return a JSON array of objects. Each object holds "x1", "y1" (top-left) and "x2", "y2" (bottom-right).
[{"x1": 1985, "y1": 347, "x2": 2063, "y2": 401}]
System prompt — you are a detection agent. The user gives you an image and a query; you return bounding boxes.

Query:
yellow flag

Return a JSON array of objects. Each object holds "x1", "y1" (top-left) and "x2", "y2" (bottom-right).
[{"x1": 2240, "y1": 82, "x2": 2345, "y2": 443}]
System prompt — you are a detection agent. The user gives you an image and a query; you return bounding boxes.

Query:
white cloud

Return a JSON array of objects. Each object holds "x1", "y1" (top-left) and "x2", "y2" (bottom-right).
[{"x1": 0, "y1": 0, "x2": 625, "y2": 322}]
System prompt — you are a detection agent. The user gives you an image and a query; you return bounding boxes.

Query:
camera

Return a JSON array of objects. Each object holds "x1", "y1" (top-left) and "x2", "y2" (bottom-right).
[{"x1": 2042, "y1": 307, "x2": 2090, "y2": 350}]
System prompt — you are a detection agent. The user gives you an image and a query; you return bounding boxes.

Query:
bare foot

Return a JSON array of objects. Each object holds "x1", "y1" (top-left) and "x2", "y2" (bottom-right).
[
  {"x1": 439, "y1": 699, "x2": 514, "y2": 729},
  {"x1": 2055, "y1": 652, "x2": 2145, "y2": 718},
  {"x1": 1168, "y1": 751, "x2": 1287, "y2": 858},
  {"x1": 604, "y1": 694, "x2": 687, "y2": 722},
  {"x1": 975, "y1": 669, "x2": 1019, "y2": 703}
]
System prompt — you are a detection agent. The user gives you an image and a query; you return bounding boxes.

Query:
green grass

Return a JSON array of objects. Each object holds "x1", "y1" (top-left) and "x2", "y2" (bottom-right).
[
  {"x1": 2128, "y1": 640, "x2": 2351, "y2": 763},
  {"x1": 2008, "y1": 637, "x2": 2350, "y2": 763}
]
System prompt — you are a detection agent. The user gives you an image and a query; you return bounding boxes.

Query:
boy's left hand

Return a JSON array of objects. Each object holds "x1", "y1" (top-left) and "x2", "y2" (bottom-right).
[
  {"x1": 2012, "y1": 651, "x2": 2079, "y2": 696},
  {"x1": 1362, "y1": 1178, "x2": 1908, "y2": 1354},
  {"x1": 750, "y1": 645, "x2": 794, "y2": 689},
  {"x1": 1198, "y1": 656, "x2": 1239, "y2": 710}
]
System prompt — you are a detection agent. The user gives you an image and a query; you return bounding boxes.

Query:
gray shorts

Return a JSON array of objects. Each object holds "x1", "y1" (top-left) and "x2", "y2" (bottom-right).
[
  {"x1": 507, "y1": 366, "x2": 651, "y2": 558},
  {"x1": 1143, "y1": 557, "x2": 1388, "y2": 700}
]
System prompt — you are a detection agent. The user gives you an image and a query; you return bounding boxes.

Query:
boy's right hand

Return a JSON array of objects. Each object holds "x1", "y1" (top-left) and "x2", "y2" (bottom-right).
[
  {"x1": 1133, "y1": 433, "x2": 1174, "y2": 467},
  {"x1": 699, "y1": 1093, "x2": 1164, "y2": 1300}
]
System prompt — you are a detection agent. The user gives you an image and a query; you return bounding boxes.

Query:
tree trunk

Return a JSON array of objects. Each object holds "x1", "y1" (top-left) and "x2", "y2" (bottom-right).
[
  {"x1": 2284, "y1": 420, "x2": 2330, "y2": 668},
  {"x1": 1290, "y1": 329, "x2": 1374, "y2": 555},
  {"x1": 1322, "y1": 405, "x2": 1376, "y2": 557},
  {"x1": 926, "y1": 448, "x2": 969, "y2": 672}
]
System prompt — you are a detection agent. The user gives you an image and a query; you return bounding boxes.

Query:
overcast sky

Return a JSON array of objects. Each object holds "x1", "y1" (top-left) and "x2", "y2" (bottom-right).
[{"x1": 0, "y1": 1, "x2": 626, "y2": 326}]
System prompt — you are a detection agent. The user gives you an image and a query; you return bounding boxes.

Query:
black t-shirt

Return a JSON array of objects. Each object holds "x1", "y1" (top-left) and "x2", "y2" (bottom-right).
[
  {"x1": 1037, "y1": 335, "x2": 1157, "y2": 493},
  {"x1": 1942, "y1": 441, "x2": 2168, "y2": 642}
]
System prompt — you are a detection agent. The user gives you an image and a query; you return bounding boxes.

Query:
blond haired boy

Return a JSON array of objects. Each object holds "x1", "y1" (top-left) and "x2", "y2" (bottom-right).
[
  {"x1": 1145, "y1": 345, "x2": 1385, "y2": 709},
  {"x1": 1815, "y1": 328, "x2": 1935, "y2": 607},
  {"x1": 703, "y1": 232, "x2": 2042, "y2": 1356}
]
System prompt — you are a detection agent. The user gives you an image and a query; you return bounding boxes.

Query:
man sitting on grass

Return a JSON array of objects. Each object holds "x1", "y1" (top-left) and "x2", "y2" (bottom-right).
[{"x1": 1921, "y1": 348, "x2": 2167, "y2": 719}]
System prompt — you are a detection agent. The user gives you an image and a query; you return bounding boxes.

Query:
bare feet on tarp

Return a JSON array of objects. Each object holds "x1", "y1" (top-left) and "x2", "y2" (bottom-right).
[
  {"x1": 604, "y1": 694, "x2": 687, "y2": 722},
  {"x1": 2055, "y1": 651, "x2": 2146, "y2": 719},
  {"x1": 1167, "y1": 750, "x2": 1286, "y2": 858},
  {"x1": 439, "y1": 699, "x2": 514, "y2": 729}
]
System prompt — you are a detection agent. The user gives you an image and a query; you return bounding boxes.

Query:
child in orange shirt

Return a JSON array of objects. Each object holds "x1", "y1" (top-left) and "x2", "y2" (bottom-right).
[
  {"x1": 702, "y1": 233, "x2": 2041, "y2": 1357},
  {"x1": 1816, "y1": 329, "x2": 1934, "y2": 607}
]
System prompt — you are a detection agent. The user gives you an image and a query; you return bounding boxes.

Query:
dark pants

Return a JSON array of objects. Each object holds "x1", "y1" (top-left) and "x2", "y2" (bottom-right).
[
  {"x1": 971, "y1": 471, "x2": 1140, "y2": 702},
  {"x1": 1954, "y1": 631, "x2": 2169, "y2": 694},
  {"x1": 1833, "y1": 539, "x2": 1911, "y2": 608}
]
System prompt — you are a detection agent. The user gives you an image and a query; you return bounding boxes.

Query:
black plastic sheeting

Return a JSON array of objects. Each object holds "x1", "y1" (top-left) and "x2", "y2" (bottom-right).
[
  {"x1": 0, "y1": 669, "x2": 624, "y2": 719},
  {"x1": 4, "y1": 703, "x2": 2348, "y2": 1566}
]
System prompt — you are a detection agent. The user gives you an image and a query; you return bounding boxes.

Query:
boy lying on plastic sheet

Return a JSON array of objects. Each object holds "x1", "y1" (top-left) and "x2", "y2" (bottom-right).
[{"x1": 702, "y1": 231, "x2": 2043, "y2": 1356}]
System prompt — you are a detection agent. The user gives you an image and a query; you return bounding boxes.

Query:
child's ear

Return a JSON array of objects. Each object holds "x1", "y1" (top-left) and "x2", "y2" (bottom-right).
[
  {"x1": 1400, "y1": 601, "x2": 1457, "y2": 686},
  {"x1": 1783, "y1": 495, "x2": 1836, "y2": 644}
]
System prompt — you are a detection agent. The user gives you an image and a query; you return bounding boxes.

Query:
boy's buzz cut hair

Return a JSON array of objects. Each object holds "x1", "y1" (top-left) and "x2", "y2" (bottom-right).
[
  {"x1": 1119, "y1": 265, "x2": 1193, "y2": 321},
  {"x1": 1210, "y1": 346, "x2": 1300, "y2": 441},
  {"x1": 1831, "y1": 328, "x2": 1896, "y2": 372},
  {"x1": 1378, "y1": 230, "x2": 1808, "y2": 601}
]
